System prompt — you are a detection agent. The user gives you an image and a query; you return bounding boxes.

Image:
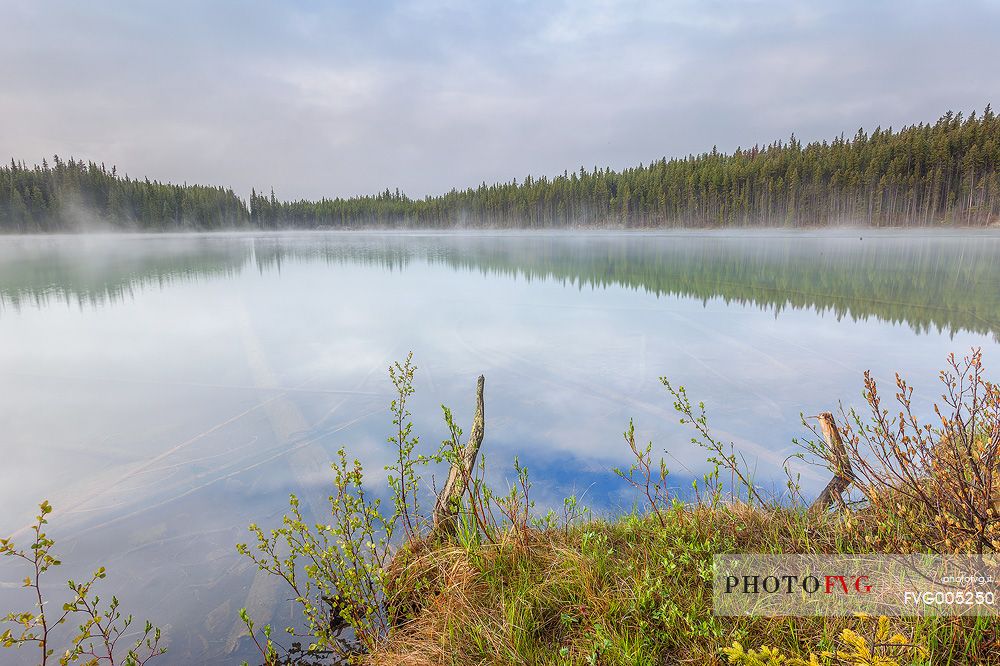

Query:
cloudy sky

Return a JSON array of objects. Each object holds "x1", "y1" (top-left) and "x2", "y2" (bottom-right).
[{"x1": 2, "y1": 1, "x2": 998, "y2": 200}]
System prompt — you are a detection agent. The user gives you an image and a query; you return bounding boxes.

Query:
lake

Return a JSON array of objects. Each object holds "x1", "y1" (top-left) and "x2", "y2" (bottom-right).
[{"x1": 2, "y1": 230, "x2": 999, "y2": 664}]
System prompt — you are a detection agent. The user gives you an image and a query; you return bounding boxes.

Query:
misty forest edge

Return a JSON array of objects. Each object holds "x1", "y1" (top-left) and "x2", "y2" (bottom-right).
[{"x1": 4, "y1": 108, "x2": 1000, "y2": 233}]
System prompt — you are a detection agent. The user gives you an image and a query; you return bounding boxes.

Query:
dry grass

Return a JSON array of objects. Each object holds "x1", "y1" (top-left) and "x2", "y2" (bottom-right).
[{"x1": 367, "y1": 506, "x2": 999, "y2": 665}]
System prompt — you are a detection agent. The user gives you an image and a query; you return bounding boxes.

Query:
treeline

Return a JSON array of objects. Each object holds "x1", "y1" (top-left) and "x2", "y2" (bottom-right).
[
  {"x1": 0, "y1": 156, "x2": 247, "y2": 232},
  {"x1": 4, "y1": 108, "x2": 1000, "y2": 231}
]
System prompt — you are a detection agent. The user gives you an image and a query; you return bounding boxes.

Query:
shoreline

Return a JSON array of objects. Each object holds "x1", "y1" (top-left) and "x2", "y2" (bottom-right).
[{"x1": 2, "y1": 223, "x2": 1000, "y2": 238}]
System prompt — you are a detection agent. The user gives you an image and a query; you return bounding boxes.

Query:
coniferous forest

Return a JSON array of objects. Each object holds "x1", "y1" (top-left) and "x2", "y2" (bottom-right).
[{"x1": 3, "y1": 108, "x2": 999, "y2": 232}]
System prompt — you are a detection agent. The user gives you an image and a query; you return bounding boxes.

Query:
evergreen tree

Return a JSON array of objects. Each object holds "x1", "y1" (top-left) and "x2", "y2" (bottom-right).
[{"x1": 2, "y1": 109, "x2": 998, "y2": 231}]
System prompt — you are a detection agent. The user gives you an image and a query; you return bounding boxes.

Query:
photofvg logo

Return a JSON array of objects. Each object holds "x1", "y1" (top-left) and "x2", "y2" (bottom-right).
[
  {"x1": 713, "y1": 554, "x2": 1000, "y2": 617},
  {"x1": 724, "y1": 573, "x2": 872, "y2": 596}
]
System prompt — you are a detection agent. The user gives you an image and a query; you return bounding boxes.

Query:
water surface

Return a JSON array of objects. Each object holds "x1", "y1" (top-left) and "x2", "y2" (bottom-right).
[{"x1": 1, "y1": 230, "x2": 999, "y2": 664}]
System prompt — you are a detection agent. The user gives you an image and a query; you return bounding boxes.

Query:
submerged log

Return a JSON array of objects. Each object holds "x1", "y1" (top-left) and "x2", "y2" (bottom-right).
[
  {"x1": 810, "y1": 411, "x2": 855, "y2": 511},
  {"x1": 432, "y1": 375, "x2": 485, "y2": 539}
]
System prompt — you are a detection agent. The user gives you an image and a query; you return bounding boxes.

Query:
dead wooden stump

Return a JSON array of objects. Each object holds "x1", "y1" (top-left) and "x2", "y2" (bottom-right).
[
  {"x1": 810, "y1": 411, "x2": 855, "y2": 511},
  {"x1": 432, "y1": 375, "x2": 485, "y2": 539}
]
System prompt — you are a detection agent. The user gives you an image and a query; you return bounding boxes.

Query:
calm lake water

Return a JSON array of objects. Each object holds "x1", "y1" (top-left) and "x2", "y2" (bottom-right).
[{"x1": 2, "y1": 230, "x2": 999, "y2": 663}]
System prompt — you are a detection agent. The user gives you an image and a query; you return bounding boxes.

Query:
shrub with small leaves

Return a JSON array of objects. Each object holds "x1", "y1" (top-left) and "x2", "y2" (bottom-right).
[
  {"x1": 723, "y1": 616, "x2": 925, "y2": 666},
  {"x1": 807, "y1": 349, "x2": 1000, "y2": 554},
  {"x1": 0, "y1": 500, "x2": 165, "y2": 666}
]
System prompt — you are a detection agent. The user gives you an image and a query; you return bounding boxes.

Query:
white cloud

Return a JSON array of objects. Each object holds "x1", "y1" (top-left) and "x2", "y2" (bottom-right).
[{"x1": 1, "y1": 0, "x2": 997, "y2": 200}]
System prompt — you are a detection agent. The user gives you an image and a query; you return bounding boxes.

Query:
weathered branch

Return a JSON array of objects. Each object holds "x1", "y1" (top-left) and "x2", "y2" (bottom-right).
[
  {"x1": 810, "y1": 411, "x2": 855, "y2": 511},
  {"x1": 432, "y1": 375, "x2": 485, "y2": 539}
]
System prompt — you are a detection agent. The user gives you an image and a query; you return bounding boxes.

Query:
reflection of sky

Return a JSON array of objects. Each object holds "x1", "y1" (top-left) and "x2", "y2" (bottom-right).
[{"x1": 1, "y1": 231, "x2": 999, "y2": 664}]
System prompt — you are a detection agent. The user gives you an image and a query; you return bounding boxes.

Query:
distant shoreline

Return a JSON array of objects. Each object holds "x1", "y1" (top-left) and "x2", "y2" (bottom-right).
[
  {"x1": 2, "y1": 223, "x2": 1000, "y2": 237},
  {"x1": 4, "y1": 109, "x2": 999, "y2": 232}
]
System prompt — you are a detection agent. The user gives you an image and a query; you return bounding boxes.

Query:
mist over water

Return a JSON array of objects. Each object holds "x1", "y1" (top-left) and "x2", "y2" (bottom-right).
[{"x1": 1, "y1": 229, "x2": 998, "y2": 664}]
